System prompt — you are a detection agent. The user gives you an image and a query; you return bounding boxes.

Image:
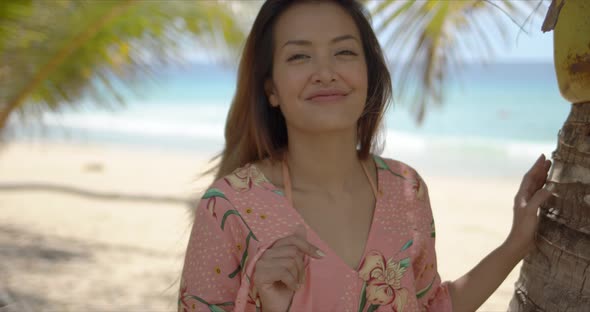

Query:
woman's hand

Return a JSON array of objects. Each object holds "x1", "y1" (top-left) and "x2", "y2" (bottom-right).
[
  {"x1": 253, "y1": 226, "x2": 325, "y2": 312},
  {"x1": 505, "y1": 154, "x2": 553, "y2": 258}
]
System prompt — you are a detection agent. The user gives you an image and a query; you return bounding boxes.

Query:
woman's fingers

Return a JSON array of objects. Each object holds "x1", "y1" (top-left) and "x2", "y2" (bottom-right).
[
  {"x1": 279, "y1": 268, "x2": 300, "y2": 292},
  {"x1": 270, "y1": 233, "x2": 320, "y2": 284},
  {"x1": 272, "y1": 265, "x2": 299, "y2": 292},
  {"x1": 526, "y1": 188, "x2": 553, "y2": 214},
  {"x1": 272, "y1": 235, "x2": 325, "y2": 259},
  {"x1": 255, "y1": 229, "x2": 323, "y2": 292},
  {"x1": 275, "y1": 257, "x2": 300, "y2": 289},
  {"x1": 265, "y1": 244, "x2": 301, "y2": 258},
  {"x1": 527, "y1": 155, "x2": 549, "y2": 177},
  {"x1": 519, "y1": 155, "x2": 552, "y2": 201},
  {"x1": 256, "y1": 257, "x2": 300, "y2": 291},
  {"x1": 265, "y1": 245, "x2": 305, "y2": 284}
]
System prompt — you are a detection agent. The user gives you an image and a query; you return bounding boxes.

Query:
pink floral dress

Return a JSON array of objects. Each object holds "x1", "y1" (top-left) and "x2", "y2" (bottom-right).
[{"x1": 178, "y1": 155, "x2": 453, "y2": 312}]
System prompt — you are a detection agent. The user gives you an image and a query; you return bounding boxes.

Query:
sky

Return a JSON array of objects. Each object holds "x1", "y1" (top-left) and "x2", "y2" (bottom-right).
[
  {"x1": 491, "y1": 20, "x2": 553, "y2": 62},
  {"x1": 489, "y1": 28, "x2": 552, "y2": 62},
  {"x1": 369, "y1": 0, "x2": 554, "y2": 63},
  {"x1": 185, "y1": 0, "x2": 554, "y2": 64},
  {"x1": 459, "y1": 1, "x2": 554, "y2": 63}
]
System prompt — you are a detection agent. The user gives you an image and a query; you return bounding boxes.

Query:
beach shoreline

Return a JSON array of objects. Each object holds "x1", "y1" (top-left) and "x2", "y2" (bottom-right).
[{"x1": 1, "y1": 140, "x2": 525, "y2": 311}]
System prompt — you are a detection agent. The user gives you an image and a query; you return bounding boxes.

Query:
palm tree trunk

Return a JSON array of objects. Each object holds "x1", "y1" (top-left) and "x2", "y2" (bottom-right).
[{"x1": 508, "y1": 102, "x2": 590, "y2": 311}]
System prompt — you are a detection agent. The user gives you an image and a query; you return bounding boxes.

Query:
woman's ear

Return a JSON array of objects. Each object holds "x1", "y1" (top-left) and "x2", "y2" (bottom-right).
[{"x1": 264, "y1": 79, "x2": 279, "y2": 107}]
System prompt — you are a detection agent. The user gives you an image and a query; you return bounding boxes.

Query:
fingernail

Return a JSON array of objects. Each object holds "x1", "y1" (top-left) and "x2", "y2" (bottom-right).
[{"x1": 315, "y1": 249, "x2": 326, "y2": 258}]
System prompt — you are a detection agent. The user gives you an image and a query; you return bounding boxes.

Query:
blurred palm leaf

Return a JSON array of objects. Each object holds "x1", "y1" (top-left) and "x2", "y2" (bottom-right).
[
  {"x1": 0, "y1": 0, "x2": 246, "y2": 135},
  {"x1": 366, "y1": 0, "x2": 545, "y2": 123}
]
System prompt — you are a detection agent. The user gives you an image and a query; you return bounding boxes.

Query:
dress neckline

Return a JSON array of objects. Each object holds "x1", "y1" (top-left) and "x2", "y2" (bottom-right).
[
  {"x1": 281, "y1": 155, "x2": 380, "y2": 208},
  {"x1": 274, "y1": 153, "x2": 382, "y2": 272}
]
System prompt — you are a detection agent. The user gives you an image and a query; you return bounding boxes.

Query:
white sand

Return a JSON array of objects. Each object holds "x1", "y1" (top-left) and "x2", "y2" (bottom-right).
[{"x1": 0, "y1": 141, "x2": 526, "y2": 311}]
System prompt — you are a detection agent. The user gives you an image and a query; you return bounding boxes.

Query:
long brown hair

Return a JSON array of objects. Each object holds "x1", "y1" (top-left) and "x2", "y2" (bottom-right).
[{"x1": 202, "y1": 0, "x2": 392, "y2": 183}]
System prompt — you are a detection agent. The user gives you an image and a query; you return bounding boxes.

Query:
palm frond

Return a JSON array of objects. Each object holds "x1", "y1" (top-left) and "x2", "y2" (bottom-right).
[
  {"x1": 368, "y1": 0, "x2": 546, "y2": 124},
  {"x1": 0, "y1": 0, "x2": 247, "y2": 135}
]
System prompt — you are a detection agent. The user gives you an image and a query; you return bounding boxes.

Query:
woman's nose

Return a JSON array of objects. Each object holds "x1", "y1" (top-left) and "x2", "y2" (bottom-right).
[{"x1": 311, "y1": 61, "x2": 336, "y2": 85}]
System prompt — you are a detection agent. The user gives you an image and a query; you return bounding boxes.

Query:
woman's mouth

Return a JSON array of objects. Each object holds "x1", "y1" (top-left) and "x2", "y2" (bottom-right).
[{"x1": 308, "y1": 93, "x2": 347, "y2": 102}]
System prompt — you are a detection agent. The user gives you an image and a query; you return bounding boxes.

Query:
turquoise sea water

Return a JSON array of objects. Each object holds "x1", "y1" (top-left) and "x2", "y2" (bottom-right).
[{"x1": 9, "y1": 62, "x2": 570, "y2": 177}]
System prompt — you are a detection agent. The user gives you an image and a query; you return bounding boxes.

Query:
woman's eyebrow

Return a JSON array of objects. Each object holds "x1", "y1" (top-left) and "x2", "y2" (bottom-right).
[{"x1": 281, "y1": 34, "x2": 360, "y2": 49}]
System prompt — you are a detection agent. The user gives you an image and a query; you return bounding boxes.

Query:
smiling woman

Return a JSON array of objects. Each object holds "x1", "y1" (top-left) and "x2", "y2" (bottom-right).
[
  {"x1": 178, "y1": 1, "x2": 553, "y2": 312},
  {"x1": 265, "y1": 3, "x2": 368, "y2": 134},
  {"x1": 210, "y1": 0, "x2": 391, "y2": 173}
]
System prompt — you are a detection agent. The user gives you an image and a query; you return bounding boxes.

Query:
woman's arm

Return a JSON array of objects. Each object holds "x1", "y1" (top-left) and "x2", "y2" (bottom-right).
[
  {"x1": 179, "y1": 190, "x2": 244, "y2": 312},
  {"x1": 448, "y1": 154, "x2": 552, "y2": 312},
  {"x1": 447, "y1": 241, "x2": 524, "y2": 312}
]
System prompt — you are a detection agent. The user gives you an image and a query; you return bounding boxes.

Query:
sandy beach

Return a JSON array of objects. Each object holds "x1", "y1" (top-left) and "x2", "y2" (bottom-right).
[{"x1": 0, "y1": 141, "x2": 526, "y2": 311}]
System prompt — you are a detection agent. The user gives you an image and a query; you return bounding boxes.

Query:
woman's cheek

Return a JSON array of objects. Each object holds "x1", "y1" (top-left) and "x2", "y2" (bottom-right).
[
  {"x1": 343, "y1": 63, "x2": 367, "y2": 82},
  {"x1": 281, "y1": 72, "x2": 309, "y2": 98}
]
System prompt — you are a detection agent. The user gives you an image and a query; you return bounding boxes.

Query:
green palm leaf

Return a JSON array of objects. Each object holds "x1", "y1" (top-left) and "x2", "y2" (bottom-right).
[
  {"x1": 0, "y1": 0, "x2": 246, "y2": 136},
  {"x1": 365, "y1": 0, "x2": 544, "y2": 123},
  {"x1": 0, "y1": 0, "x2": 34, "y2": 52}
]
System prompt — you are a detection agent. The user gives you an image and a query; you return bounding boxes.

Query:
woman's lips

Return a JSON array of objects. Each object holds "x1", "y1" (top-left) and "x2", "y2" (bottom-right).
[{"x1": 307, "y1": 94, "x2": 347, "y2": 103}]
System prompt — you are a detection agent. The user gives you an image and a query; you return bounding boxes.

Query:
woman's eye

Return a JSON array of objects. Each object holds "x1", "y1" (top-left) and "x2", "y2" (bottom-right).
[
  {"x1": 287, "y1": 54, "x2": 309, "y2": 62},
  {"x1": 336, "y1": 50, "x2": 357, "y2": 56}
]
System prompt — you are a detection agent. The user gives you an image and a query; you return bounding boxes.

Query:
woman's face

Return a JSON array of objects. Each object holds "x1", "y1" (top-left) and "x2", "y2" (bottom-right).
[{"x1": 266, "y1": 1, "x2": 368, "y2": 134}]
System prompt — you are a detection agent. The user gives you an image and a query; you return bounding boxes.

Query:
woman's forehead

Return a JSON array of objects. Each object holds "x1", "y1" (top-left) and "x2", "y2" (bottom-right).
[{"x1": 273, "y1": 1, "x2": 361, "y2": 44}]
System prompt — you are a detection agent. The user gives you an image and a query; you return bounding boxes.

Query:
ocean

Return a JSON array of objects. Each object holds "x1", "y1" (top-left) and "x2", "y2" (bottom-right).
[{"x1": 9, "y1": 62, "x2": 571, "y2": 178}]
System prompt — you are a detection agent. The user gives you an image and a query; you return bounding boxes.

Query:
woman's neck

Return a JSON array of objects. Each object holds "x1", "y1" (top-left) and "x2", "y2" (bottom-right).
[{"x1": 283, "y1": 130, "x2": 367, "y2": 196}]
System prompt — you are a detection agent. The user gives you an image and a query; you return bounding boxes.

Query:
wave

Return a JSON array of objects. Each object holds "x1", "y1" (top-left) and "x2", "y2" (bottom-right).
[
  {"x1": 9, "y1": 112, "x2": 560, "y2": 177},
  {"x1": 39, "y1": 113, "x2": 225, "y2": 140},
  {"x1": 28, "y1": 113, "x2": 556, "y2": 160},
  {"x1": 382, "y1": 130, "x2": 558, "y2": 177},
  {"x1": 385, "y1": 130, "x2": 556, "y2": 159}
]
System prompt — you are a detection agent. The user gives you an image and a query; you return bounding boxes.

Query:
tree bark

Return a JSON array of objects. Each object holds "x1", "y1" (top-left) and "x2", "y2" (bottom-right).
[{"x1": 508, "y1": 102, "x2": 590, "y2": 311}]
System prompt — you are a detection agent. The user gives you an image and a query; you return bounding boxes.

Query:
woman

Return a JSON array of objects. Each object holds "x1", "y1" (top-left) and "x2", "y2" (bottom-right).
[{"x1": 178, "y1": 0, "x2": 553, "y2": 311}]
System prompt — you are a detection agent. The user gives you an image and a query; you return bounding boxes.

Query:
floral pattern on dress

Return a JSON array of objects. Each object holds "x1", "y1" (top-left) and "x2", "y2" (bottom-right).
[
  {"x1": 357, "y1": 238, "x2": 414, "y2": 312},
  {"x1": 224, "y1": 163, "x2": 269, "y2": 192},
  {"x1": 201, "y1": 187, "x2": 259, "y2": 279},
  {"x1": 201, "y1": 188, "x2": 227, "y2": 220},
  {"x1": 178, "y1": 277, "x2": 235, "y2": 312},
  {"x1": 374, "y1": 155, "x2": 423, "y2": 201},
  {"x1": 374, "y1": 155, "x2": 405, "y2": 179},
  {"x1": 179, "y1": 156, "x2": 453, "y2": 312},
  {"x1": 413, "y1": 177, "x2": 426, "y2": 200},
  {"x1": 245, "y1": 274, "x2": 262, "y2": 311}
]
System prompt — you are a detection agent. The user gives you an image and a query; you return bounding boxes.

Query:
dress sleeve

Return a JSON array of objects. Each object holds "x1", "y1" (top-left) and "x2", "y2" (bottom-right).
[
  {"x1": 178, "y1": 188, "x2": 253, "y2": 312},
  {"x1": 412, "y1": 173, "x2": 454, "y2": 312}
]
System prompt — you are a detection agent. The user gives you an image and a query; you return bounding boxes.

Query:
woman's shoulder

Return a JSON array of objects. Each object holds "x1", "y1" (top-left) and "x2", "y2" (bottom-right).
[
  {"x1": 200, "y1": 162, "x2": 282, "y2": 215},
  {"x1": 373, "y1": 154, "x2": 430, "y2": 202},
  {"x1": 200, "y1": 162, "x2": 290, "y2": 241},
  {"x1": 372, "y1": 154, "x2": 423, "y2": 181},
  {"x1": 205, "y1": 162, "x2": 277, "y2": 197}
]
